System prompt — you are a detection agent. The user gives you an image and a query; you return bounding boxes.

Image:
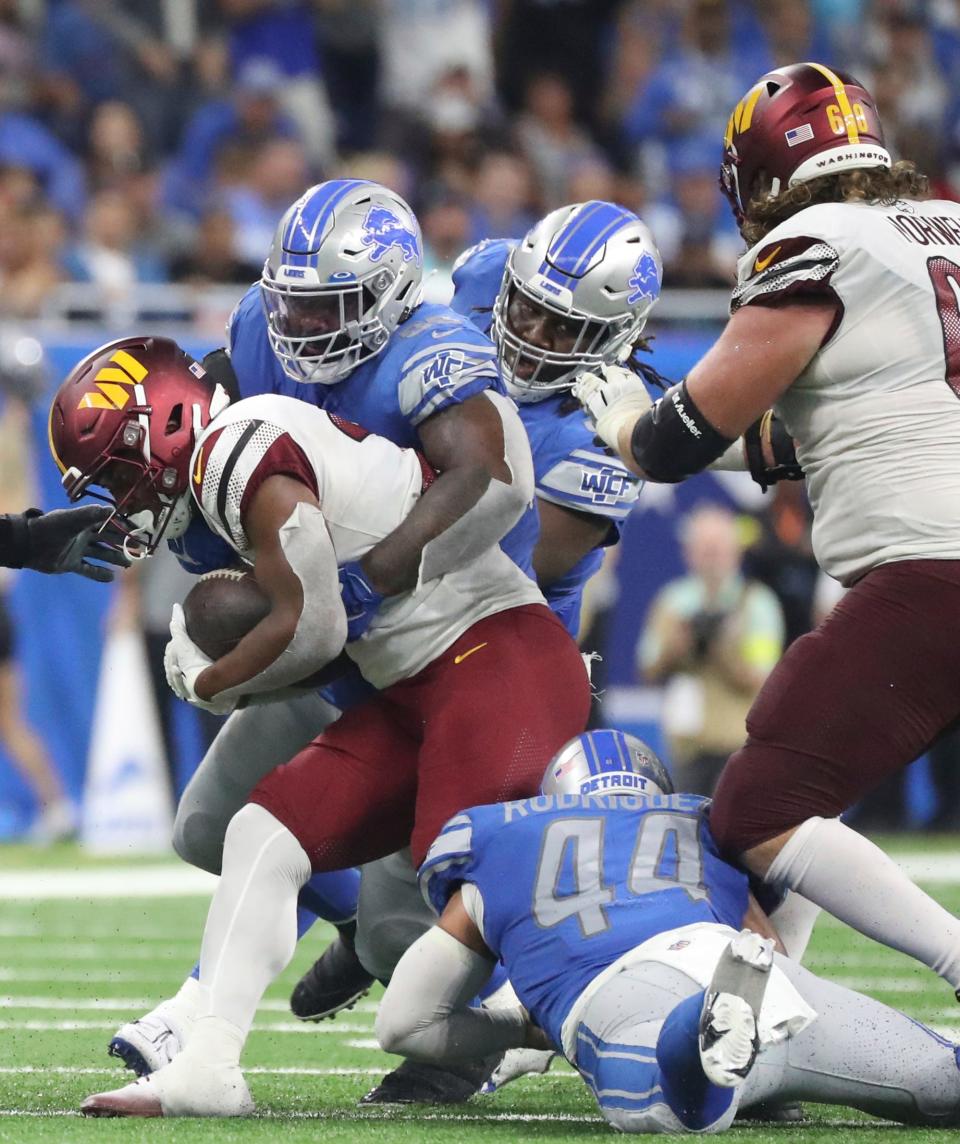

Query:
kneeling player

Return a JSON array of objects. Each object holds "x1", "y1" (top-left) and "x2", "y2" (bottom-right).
[
  {"x1": 376, "y1": 730, "x2": 960, "y2": 1132},
  {"x1": 49, "y1": 335, "x2": 591, "y2": 1117}
]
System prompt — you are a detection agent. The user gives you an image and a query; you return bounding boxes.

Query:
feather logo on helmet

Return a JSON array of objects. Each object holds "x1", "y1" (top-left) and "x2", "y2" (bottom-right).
[
  {"x1": 361, "y1": 206, "x2": 421, "y2": 266},
  {"x1": 626, "y1": 252, "x2": 660, "y2": 306}
]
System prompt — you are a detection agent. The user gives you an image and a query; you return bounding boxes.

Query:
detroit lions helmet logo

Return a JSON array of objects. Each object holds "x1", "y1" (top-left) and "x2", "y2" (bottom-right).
[
  {"x1": 627, "y1": 252, "x2": 660, "y2": 306},
  {"x1": 361, "y1": 206, "x2": 421, "y2": 266}
]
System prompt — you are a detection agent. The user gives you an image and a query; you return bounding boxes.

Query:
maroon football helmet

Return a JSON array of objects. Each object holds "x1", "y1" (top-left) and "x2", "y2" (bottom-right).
[
  {"x1": 48, "y1": 336, "x2": 230, "y2": 553},
  {"x1": 720, "y1": 61, "x2": 891, "y2": 227}
]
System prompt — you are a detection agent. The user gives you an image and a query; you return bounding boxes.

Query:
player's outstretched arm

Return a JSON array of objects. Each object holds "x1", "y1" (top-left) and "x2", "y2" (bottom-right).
[
  {"x1": 376, "y1": 890, "x2": 549, "y2": 1063},
  {"x1": 620, "y1": 302, "x2": 836, "y2": 482},
  {"x1": 0, "y1": 505, "x2": 130, "y2": 581},
  {"x1": 189, "y1": 475, "x2": 346, "y2": 703},
  {"x1": 360, "y1": 392, "x2": 534, "y2": 597}
]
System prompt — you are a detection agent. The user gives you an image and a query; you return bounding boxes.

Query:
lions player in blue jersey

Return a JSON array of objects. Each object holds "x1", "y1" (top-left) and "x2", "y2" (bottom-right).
[{"x1": 377, "y1": 730, "x2": 960, "y2": 1132}]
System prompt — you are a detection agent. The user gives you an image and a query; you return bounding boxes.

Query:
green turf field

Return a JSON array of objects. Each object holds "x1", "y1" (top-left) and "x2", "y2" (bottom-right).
[{"x1": 2, "y1": 841, "x2": 960, "y2": 1143}]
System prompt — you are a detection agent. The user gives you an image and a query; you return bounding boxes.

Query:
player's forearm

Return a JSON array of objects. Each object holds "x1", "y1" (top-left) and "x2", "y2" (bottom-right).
[
  {"x1": 360, "y1": 463, "x2": 494, "y2": 596},
  {"x1": 376, "y1": 927, "x2": 530, "y2": 1062}
]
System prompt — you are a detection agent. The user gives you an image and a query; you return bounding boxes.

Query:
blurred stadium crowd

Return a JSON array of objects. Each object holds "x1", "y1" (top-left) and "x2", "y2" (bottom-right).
[
  {"x1": 0, "y1": 0, "x2": 958, "y2": 314},
  {"x1": 0, "y1": 0, "x2": 957, "y2": 838}
]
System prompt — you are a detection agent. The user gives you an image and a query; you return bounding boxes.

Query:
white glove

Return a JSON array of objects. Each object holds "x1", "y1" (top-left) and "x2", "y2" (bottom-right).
[
  {"x1": 572, "y1": 363, "x2": 653, "y2": 453},
  {"x1": 163, "y1": 603, "x2": 236, "y2": 716},
  {"x1": 481, "y1": 1047, "x2": 556, "y2": 1094}
]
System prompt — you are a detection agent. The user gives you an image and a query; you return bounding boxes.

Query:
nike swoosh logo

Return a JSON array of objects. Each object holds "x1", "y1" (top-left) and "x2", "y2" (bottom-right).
[
  {"x1": 193, "y1": 448, "x2": 204, "y2": 486},
  {"x1": 454, "y1": 642, "x2": 488, "y2": 665},
  {"x1": 753, "y1": 246, "x2": 781, "y2": 273}
]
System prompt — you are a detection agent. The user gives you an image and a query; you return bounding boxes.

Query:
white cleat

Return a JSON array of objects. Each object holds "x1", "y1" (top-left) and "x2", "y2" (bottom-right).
[
  {"x1": 481, "y1": 1047, "x2": 556, "y2": 1094},
  {"x1": 82, "y1": 1053, "x2": 254, "y2": 1118},
  {"x1": 108, "y1": 1000, "x2": 193, "y2": 1076},
  {"x1": 699, "y1": 929, "x2": 774, "y2": 1089}
]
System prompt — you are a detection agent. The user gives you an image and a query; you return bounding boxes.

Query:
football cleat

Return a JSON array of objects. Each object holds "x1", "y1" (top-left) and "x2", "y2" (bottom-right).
[
  {"x1": 481, "y1": 1047, "x2": 556, "y2": 1093},
  {"x1": 735, "y1": 1099, "x2": 806, "y2": 1123},
  {"x1": 82, "y1": 1056, "x2": 254, "y2": 1118},
  {"x1": 359, "y1": 1056, "x2": 501, "y2": 1105},
  {"x1": 290, "y1": 931, "x2": 375, "y2": 1022},
  {"x1": 699, "y1": 929, "x2": 774, "y2": 1088},
  {"x1": 108, "y1": 1000, "x2": 193, "y2": 1076}
]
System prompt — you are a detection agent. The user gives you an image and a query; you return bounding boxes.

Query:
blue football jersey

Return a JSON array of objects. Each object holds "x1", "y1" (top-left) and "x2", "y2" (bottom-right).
[
  {"x1": 420, "y1": 793, "x2": 749, "y2": 1053},
  {"x1": 227, "y1": 284, "x2": 503, "y2": 446},
  {"x1": 451, "y1": 239, "x2": 642, "y2": 635}
]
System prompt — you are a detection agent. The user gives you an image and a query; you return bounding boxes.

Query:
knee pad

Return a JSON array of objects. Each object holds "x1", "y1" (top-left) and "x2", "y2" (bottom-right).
[{"x1": 172, "y1": 808, "x2": 226, "y2": 875}]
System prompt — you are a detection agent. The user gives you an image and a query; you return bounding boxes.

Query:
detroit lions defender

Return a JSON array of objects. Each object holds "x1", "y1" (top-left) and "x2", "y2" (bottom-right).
[
  {"x1": 375, "y1": 730, "x2": 960, "y2": 1133},
  {"x1": 574, "y1": 62, "x2": 960, "y2": 996},
  {"x1": 48, "y1": 335, "x2": 590, "y2": 1119}
]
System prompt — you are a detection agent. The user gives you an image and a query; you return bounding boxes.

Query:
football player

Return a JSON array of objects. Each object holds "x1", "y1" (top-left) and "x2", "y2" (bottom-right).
[
  {"x1": 97, "y1": 180, "x2": 541, "y2": 1083},
  {"x1": 48, "y1": 334, "x2": 591, "y2": 1117},
  {"x1": 376, "y1": 730, "x2": 960, "y2": 1133},
  {"x1": 575, "y1": 62, "x2": 960, "y2": 991}
]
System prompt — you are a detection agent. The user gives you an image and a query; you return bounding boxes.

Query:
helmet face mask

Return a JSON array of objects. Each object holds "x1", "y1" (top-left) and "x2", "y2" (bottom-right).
[
  {"x1": 541, "y1": 729, "x2": 674, "y2": 800},
  {"x1": 493, "y1": 201, "x2": 662, "y2": 404},
  {"x1": 49, "y1": 337, "x2": 228, "y2": 556},
  {"x1": 261, "y1": 180, "x2": 423, "y2": 386}
]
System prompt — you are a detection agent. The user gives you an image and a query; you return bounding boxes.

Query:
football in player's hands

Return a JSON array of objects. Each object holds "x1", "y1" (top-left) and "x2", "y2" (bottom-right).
[
  {"x1": 182, "y1": 568, "x2": 347, "y2": 690},
  {"x1": 183, "y1": 569, "x2": 271, "y2": 660}
]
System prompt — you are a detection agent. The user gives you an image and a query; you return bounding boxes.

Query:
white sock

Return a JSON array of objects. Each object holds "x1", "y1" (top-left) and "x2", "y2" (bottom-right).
[
  {"x1": 769, "y1": 891, "x2": 821, "y2": 961},
  {"x1": 196, "y1": 804, "x2": 312, "y2": 1039},
  {"x1": 767, "y1": 817, "x2": 960, "y2": 988},
  {"x1": 183, "y1": 1015, "x2": 247, "y2": 1071}
]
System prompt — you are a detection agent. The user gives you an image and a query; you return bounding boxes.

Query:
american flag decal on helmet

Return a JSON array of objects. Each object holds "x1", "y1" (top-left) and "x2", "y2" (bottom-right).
[{"x1": 785, "y1": 123, "x2": 815, "y2": 147}]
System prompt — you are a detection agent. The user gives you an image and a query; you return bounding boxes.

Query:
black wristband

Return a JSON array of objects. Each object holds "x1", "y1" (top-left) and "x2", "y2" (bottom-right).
[
  {"x1": 630, "y1": 381, "x2": 734, "y2": 483},
  {"x1": 0, "y1": 510, "x2": 40, "y2": 569}
]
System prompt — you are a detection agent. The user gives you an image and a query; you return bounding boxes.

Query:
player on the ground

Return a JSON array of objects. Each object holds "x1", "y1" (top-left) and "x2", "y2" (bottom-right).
[
  {"x1": 573, "y1": 62, "x2": 960, "y2": 992},
  {"x1": 375, "y1": 729, "x2": 960, "y2": 1133},
  {"x1": 49, "y1": 334, "x2": 590, "y2": 1118}
]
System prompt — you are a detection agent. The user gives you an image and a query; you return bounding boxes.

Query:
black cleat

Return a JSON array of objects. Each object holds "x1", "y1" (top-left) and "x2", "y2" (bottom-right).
[
  {"x1": 358, "y1": 1056, "x2": 501, "y2": 1105},
  {"x1": 736, "y1": 1100, "x2": 806, "y2": 1123},
  {"x1": 290, "y1": 929, "x2": 375, "y2": 1022}
]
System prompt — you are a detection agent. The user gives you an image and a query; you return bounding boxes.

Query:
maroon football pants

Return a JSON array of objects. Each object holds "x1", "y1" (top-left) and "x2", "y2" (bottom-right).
[
  {"x1": 250, "y1": 604, "x2": 591, "y2": 869},
  {"x1": 710, "y1": 559, "x2": 960, "y2": 857}
]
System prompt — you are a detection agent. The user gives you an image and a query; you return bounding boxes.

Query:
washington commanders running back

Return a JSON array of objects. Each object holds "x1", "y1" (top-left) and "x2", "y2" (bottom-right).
[
  {"x1": 575, "y1": 62, "x2": 960, "y2": 991},
  {"x1": 49, "y1": 335, "x2": 590, "y2": 1116}
]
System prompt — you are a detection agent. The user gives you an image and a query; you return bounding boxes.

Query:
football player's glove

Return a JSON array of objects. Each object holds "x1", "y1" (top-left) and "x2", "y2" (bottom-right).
[
  {"x1": 572, "y1": 363, "x2": 652, "y2": 453},
  {"x1": 164, "y1": 603, "x2": 236, "y2": 715},
  {"x1": 338, "y1": 561, "x2": 384, "y2": 642},
  {"x1": 15, "y1": 505, "x2": 130, "y2": 581},
  {"x1": 743, "y1": 411, "x2": 804, "y2": 492}
]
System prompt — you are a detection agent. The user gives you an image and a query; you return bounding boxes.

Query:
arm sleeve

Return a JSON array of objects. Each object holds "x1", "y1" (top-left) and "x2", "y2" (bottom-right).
[
  {"x1": 537, "y1": 450, "x2": 642, "y2": 522},
  {"x1": 396, "y1": 322, "x2": 502, "y2": 426},
  {"x1": 731, "y1": 235, "x2": 840, "y2": 315},
  {"x1": 0, "y1": 514, "x2": 25, "y2": 568},
  {"x1": 375, "y1": 926, "x2": 527, "y2": 1062}
]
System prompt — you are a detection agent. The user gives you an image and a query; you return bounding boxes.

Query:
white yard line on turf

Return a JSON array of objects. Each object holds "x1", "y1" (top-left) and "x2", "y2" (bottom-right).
[
  {"x1": 0, "y1": 865, "x2": 217, "y2": 899},
  {"x1": 3, "y1": 849, "x2": 960, "y2": 901},
  {"x1": 0, "y1": 996, "x2": 365, "y2": 1013},
  {"x1": 0, "y1": 1065, "x2": 576, "y2": 1077},
  {"x1": 0, "y1": 1019, "x2": 374, "y2": 1033}
]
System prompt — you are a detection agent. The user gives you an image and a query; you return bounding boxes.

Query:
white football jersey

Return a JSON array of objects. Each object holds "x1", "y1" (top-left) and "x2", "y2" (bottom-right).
[
  {"x1": 733, "y1": 198, "x2": 960, "y2": 585},
  {"x1": 189, "y1": 393, "x2": 543, "y2": 688}
]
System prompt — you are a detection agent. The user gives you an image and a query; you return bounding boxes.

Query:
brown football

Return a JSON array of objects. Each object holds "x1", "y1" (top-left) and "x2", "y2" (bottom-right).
[{"x1": 183, "y1": 569, "x2": 271, "y2": 660}]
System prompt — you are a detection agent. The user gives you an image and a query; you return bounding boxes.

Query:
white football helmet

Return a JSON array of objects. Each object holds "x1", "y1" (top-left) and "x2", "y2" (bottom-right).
[
  {"x1": 261, "y1": 179, "x2": 424, "y2": 385},
  {"x1": 493, "y1": 201, "x2": 662, "y2": 403}
]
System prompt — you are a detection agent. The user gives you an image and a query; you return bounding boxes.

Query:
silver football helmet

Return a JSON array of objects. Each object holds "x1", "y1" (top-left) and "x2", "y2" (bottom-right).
[
  {"x1": 261, "y1": 179, "x2": 424, "y2": 385},
  {"x1": 493, "y1": 201, "x2": 662, "y2": 403},
  {"x1": 541, "y1": 729, "x2": 673, "y2": 799}
]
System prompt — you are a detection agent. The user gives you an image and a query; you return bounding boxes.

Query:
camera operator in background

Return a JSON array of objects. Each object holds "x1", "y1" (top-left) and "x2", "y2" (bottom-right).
[{"x1": 639, "y1": 503, "x2": 784, "y2": 795}]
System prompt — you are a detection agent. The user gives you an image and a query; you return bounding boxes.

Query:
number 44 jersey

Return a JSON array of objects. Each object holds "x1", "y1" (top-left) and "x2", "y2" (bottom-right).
[
  {"x1": 733, "y1": 198, "x2": 960, "y2": 587},
  {"x1": 420, "y1": 793, "x2": 748, "y2": 1053}
]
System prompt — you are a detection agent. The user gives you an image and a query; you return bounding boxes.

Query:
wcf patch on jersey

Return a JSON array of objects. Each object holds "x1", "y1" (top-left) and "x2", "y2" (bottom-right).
[{"x1": 581, "y1": 465, "x2": 632, "y2": 504}]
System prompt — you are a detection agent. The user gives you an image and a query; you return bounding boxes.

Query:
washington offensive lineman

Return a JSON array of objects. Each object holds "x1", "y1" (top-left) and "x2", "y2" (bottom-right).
[
  {"x1": 575, "y1": 62, "x2": 960, "y2": 992},
  {"x1": 376, "y1": 730, "x2": 960, "y2": 1133},
  {"x1": 47, "y1": 335, "x2": 590, "y2": 1117}
]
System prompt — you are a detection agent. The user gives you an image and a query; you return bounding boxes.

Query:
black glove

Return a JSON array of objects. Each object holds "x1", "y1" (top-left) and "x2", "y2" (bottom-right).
[
  {"x1": 18, "y1": 506, "x2": 131, "y2": 582},
  {"x1": 743, "y1": 411, "x2": 804, "y2": 492}
]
